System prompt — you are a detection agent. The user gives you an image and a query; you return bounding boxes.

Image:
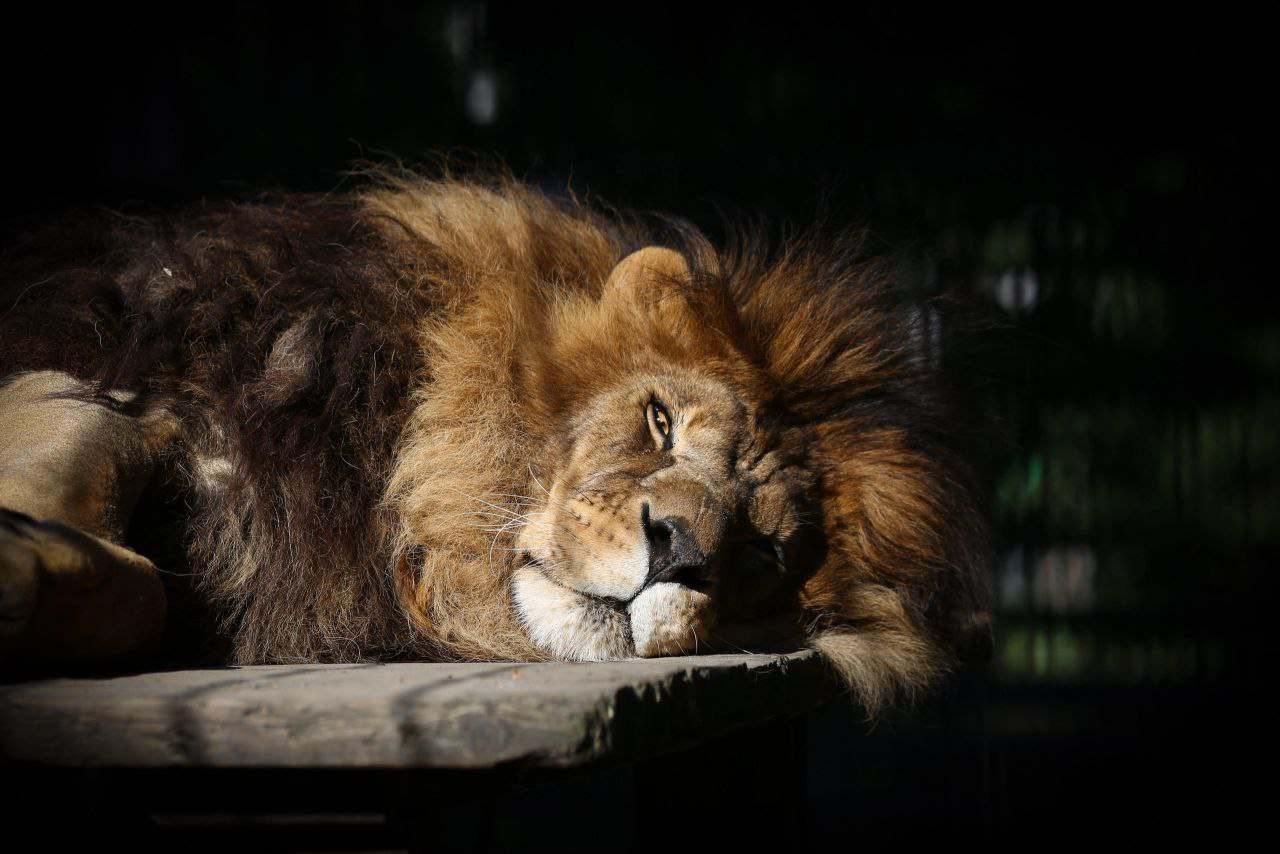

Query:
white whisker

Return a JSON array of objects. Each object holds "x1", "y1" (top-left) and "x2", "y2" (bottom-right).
[{"x1": 528, "y1": 465, "x2": 553, "y2": 498}]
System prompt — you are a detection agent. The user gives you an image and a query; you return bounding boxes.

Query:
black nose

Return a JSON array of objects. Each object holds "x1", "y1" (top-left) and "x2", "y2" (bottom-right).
[{"x1": 642, "y1": 504, "x2": 709, "y2": 589}]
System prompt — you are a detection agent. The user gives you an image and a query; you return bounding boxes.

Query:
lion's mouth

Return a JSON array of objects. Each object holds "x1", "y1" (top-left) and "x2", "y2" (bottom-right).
[
  {"x1": 519, "y1": 553, "x2": 630, "y2": 610},
  {"x1": 511, "y1": 555, "x2": 713, "y2": 661}
]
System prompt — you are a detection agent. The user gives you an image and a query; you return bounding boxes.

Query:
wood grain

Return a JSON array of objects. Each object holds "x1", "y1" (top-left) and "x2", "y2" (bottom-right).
[{"x1": 0, "y1": 651, "x2": 833, "y2": 769}]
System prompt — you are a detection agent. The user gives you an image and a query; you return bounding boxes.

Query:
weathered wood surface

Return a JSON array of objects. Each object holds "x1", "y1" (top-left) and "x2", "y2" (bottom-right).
[{"x1": 0, "y1": 651, "x2": 832, "y2": 769}]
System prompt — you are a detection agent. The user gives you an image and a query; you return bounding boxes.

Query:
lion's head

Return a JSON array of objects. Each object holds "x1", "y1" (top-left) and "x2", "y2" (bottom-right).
[{"x1": 373, "y1": 177, "x2": 990, "y2": 712}]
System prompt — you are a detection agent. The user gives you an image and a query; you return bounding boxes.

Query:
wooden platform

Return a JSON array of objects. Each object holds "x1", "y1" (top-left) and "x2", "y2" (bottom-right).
[{"x1": 0, "y1": 651, "x2": 833, "y2": 769}]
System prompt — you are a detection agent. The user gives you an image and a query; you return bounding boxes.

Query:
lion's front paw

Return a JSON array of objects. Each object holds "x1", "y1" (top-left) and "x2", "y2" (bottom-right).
[
  {"x1": 0, "y1": 508, "x2": 166, "y2": 664},
  {"x1": 0, "y1": 510, "x2": 42, "y2": 652}
]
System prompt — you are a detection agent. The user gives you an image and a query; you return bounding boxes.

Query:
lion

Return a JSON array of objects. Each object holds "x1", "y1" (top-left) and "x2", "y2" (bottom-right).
[{"x1": 0, "y1": 171, "x2": 989, "y2": 713}]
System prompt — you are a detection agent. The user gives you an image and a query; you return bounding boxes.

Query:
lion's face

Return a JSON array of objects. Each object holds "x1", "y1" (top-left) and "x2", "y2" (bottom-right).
[{"x1": 512, "y1": 249, "x2": 818, "y2": 660}]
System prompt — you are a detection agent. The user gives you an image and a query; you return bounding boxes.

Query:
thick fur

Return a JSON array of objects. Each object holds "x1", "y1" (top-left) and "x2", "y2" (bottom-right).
[{"x1": 0, "y1": 171, "x2": 989, "y2": 712}]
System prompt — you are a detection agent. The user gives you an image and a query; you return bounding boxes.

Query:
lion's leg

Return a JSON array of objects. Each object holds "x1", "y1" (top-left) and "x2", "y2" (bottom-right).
[{"x1": 0, "y1": 371, "x2": 168, "y2": 664}]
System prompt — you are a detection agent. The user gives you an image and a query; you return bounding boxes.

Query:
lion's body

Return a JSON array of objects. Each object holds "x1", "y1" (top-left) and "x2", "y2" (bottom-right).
[{"x1": 0, "y1": 174, "x2": 988, "y2": 712}]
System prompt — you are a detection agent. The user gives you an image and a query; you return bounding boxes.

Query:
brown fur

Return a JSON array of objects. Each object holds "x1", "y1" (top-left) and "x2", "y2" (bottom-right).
[{"x1": 0, "y1": 170, "x2": 989, "y2": 712}]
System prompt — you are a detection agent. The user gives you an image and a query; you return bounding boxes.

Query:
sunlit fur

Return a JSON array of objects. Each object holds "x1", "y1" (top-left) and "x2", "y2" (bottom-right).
[{"x1": 0, "y1": 170, "x2": 989, "y2": 713}]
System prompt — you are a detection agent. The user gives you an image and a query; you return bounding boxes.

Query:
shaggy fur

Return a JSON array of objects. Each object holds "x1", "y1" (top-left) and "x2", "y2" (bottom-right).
[{"x1": 0, "y1": 171, "x2": 989, "y2": 712}]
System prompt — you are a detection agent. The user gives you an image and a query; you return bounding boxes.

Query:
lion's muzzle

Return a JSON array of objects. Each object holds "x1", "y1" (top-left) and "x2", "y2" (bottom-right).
[{"x1": 640, "y1": 502, "x2": 711, "y2": 591}]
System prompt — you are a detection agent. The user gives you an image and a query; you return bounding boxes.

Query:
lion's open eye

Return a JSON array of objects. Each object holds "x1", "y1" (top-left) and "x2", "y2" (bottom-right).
[{"x1": 646, "y1": 399, "x2": 673, "y2": 450}]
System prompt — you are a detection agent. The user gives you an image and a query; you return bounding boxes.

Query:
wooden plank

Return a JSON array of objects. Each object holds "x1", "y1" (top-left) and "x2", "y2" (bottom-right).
[{"x1": 0, "y1": 651, "x2": 833, "y2": 769}]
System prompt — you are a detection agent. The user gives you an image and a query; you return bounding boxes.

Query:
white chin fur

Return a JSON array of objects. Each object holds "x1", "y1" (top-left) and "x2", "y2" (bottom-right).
[
  {"x1": 628, "y1": 582, "x2": 711, "y2": 658},
  {"x1": 512, "y1": 567, "x2": 633, "y2": 661}
]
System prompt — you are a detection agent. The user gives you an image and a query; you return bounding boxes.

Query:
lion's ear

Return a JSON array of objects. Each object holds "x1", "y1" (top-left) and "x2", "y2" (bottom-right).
[{"x1": 602, "y1": 247, "x2": 693, "y2": 317}]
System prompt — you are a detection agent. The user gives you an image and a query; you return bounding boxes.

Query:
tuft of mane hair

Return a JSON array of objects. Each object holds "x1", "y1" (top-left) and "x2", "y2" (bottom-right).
[
  {"x1": 714, "y1": 235, "x2": 990, "y2": 711},
  {"x1": 0, "y1": 168, "x2": 990, "y2": 712}
]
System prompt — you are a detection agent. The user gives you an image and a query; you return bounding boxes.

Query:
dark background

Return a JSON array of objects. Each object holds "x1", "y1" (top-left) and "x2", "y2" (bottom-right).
[{"x1": 3, "y1": 2, "x2": 1274, "y2": 848}]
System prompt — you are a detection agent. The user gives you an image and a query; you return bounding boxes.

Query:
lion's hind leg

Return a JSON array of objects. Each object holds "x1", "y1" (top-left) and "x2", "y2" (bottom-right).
[{"x1": 0, "y1": 371, "x2": 169, "y2": 666}]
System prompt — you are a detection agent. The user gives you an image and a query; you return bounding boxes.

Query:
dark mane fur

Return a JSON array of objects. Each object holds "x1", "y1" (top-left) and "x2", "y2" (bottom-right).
[
  {"x1": 1, "y1": 196, "x2": 450, "y2": 660},
  {"x1": 723, "y1": 234, "x2": 991, "y2": 668}
]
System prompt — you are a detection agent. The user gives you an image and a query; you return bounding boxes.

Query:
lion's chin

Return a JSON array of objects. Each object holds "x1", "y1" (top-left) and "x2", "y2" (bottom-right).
[{"x1": 511, "y1": 566, "x2": 712, "y2": 661}]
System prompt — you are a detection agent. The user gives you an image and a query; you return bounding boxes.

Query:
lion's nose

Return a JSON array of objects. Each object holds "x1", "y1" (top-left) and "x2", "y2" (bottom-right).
[{"x1": 641, "y1": 503, "x2": 710, "y2": 590}]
